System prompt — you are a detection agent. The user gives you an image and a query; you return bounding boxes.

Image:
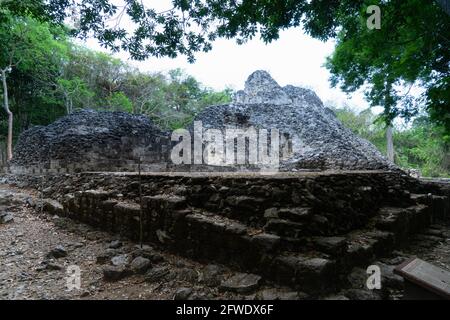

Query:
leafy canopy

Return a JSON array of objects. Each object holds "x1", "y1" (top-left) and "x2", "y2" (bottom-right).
[
  {"x1": 11, "y1": 0, "x2": 447, "y2": 135},
  {"x1": 326, "y1": 0, "x2": 450, "y2": 137},
  {"x1": 1, "y1": 0, "x2": 449, "y2": 136}
]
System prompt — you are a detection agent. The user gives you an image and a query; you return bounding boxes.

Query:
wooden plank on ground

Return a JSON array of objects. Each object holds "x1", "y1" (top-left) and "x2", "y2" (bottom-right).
[{"x1": 394, "y1": 257, "x2": 450, "y2": 300}]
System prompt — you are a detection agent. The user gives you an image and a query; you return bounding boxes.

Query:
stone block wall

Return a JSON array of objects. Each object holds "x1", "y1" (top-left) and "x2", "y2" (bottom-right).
[
  {"x1": 32, "y1": 170, "x2": 449, "y2": 294},
  {"x1": 8, "y1": 136, "x2": 171, "y2": 174},
  {"x1": 8, "y1": 110, "x2": 174, "y2": 174},
  {"x1": 30, "y1": 171, "x2": 450, "y2": 294}
]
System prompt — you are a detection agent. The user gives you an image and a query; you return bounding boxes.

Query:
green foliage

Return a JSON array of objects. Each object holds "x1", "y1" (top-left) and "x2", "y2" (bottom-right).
[
  {"x1": 33, "y1": 0, "x2": 365, "y2": 62},
  {"x1": 0, "y1": 6, "x2": 232, "y2": 143},
  {"x1": 0, "y1": 8, "x2": 68, "y2": 71},
  {"x1": 18, "y1": 0, "x2": 447, "y2": 137},
  {"x1": 199, "y1": 88, "x2": 234, "y2": 108},
  {"x1": 139, "y1": 69, "x2": 232, "y2": 129},
  {"x1": 326, "y1": 0, "x2": 450, "y2": 135},
  {"x1": 56, "y1": 77, "x2": 94, "y2": 113},
  {"x1": 394, "y1": 117, "x2": 449, "y2": 177},
  {"x1": 106, "y1": 91, "x2": 133, "y2": 112},
  {"x1": 331, "y1": 105, "x2": 387, "y2": 153},
  {"x1": 332, "y1": 106, "x2": 450, "y2": 177},
  {"x1": 58, "y1": 50, "x2": 232, "y2": 128},
  {"x1": 2, "y1": 0, "x2": 446, "y2": 173},
  {"x1": 0, "y1": 8, "x2": 69, "y2": 141}
]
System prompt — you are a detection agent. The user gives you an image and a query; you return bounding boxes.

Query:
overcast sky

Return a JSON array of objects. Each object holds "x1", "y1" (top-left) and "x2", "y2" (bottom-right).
[{"x1": 79, "y1": 0, "x2": 379, "y2": 113}]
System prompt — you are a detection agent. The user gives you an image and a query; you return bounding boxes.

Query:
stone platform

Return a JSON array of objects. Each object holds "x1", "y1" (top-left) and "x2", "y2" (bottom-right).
[{"x1": 9, "y1": 170, "x2": 450, "y2": 296}]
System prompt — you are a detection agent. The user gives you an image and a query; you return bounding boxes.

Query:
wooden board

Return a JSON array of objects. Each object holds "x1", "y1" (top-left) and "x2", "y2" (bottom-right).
[{"x1": 394, "y1": 258, "x2": 450, "y2": 300}]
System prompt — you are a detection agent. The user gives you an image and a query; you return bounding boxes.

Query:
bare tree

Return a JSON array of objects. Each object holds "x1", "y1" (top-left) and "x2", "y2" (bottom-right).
[
  {"x1": 1, "y1": 14, "x2": 67, "y2": 160},
  {"x1": 0, "y1": 14, "x2": 26, "y2": 161},
  {"x1": 386, "y1": 124, "x2": 394, "y2": 162},
  {"x1": 1, "y1": 67, "x2": 13, "y2": 160}
]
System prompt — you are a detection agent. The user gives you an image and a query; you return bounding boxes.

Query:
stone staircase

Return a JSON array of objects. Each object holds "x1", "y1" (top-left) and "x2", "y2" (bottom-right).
[{"x1": 37, "y1": 171, "x2": 449, "y2": 297}]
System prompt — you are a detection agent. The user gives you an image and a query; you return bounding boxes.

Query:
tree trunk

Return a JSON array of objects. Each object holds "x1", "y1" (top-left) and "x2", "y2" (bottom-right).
[
  {"x1": 0, "y1": 141, "x2": 6, "y2": 167},
  {"x1": 64, "y1": 91, "x2": 70, "y2": 114},
  {"x1": 386, "y1": 124, "x2": 394, "y2": 162},
  {"x1": 69, "y1": 96, "x2": 73, "y2": 114},
  {"x1": 1, "y1": 69, "x2": 13, "y2": 161}
]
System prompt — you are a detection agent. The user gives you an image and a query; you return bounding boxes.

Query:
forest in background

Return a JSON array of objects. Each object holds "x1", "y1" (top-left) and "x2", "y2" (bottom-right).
[
  {"x1": 331, "y1": 106, "x2": 449, "y2": 177},
  {"x1": 0, "y1": 3, "x2": 448, "y2": 177}
]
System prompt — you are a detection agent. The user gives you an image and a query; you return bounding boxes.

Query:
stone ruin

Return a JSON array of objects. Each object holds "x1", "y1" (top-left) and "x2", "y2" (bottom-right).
[
  {"x1": 2, "y1": 70, "x2": 449, "y2": 299},
  {"x1": 196, "y1": 70, "x2": 395, "y2": 171},
  {"x1": 9, "y1": 70, "x2": 395, "y2": 174},
  {"x1": 14, "y1": 170, "x2": 450, "y2": 298},
  {"x1": 9, "y1": 110, "x2": 169, "y2": 174}
]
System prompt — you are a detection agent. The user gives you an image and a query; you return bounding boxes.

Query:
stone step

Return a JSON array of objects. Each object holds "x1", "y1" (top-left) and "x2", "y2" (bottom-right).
[
  {"x1": 264, "y1": 207, "x2": 312, "y2": 222},
  {"x1": 310, "y1": 236, "x2": 347, "y2": 256},
  {"x1": 178, "y1": 211, "x2": 275, "y2": 270},
  {"x1": 63, "y1": 194, "x2": 145, "y2": 241},
  {"x1": 410, "y1": 194, "x2": 449, "y2": 221},
  {"x1": 172, "y1": 209, "x2": 339, "y2": 295},
  {"x1": 410, "y1": 193, "x2": 429, "y2": 204},
  {"x1": 344, "y1": 229, "x2": 395, "y2": 269},
  {"x1": 264, "y1": 219, "x2": 304, "y2": 238},
  {"x1": 265, "y1": 252, "x2": 337, "y2": 295},
  {"x1": 53, "y1": 187, "x2": 442, "y2": 296},
  {"x1": 374, "y1": 205, "x2": 431, "y2": 243},
  {"x1": 143, "y1": 194, "x2": 187, "y2": 212}
]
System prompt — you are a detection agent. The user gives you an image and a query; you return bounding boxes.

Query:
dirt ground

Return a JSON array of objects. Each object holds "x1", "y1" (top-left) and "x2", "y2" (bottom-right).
[{"x1": 0, "y1": 184, "x2": 239, "y2": 300}]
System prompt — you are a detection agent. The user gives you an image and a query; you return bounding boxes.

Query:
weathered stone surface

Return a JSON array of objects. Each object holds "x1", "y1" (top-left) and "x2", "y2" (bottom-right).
[
  {"x1": 174, "y1": 288, "x2": 193, "y2": 300},
  {"x1": 96, "y1": 249, "x2": 117, "y2": 264},
  {"x1": 111, "y1": 254, "x2": 130, "y2": 267},
  {"x1": 102, "y1": 265, "x2": 129, "y2": 281},
  {"x1": 108, "y1": 240, "x2": 122, "y2": 249},
  {"x1": 264, "y1": 208, "x2": 279, "y2": 219},
  {"x1": 220, "y1": 273, "x2": 262, "y2": 294},
  {"x1": 256, "y1": 288, "x2": 308, "y2": 300},
  {"x1": 177, "y1": 268, "x2": 199, "y2": 283},
  {"x1": 199, "y1": 264, "x2": 225, "y2": 287},
  {"x1": 0, "y1": 212, "x2": 14, "y2": 224},
  {"x1": 312, "y1": 236, "x2": 347, "y2": 255},
  {"x1": 43, "y1": 199, "x2": 64, "y2": 216},
  {"x1": 226, "y1": 196, "x2": 265, "y2": 210},
  {"x1": 11, "y1": 109, "x2": 167, "y2": 171},
  {"x1": 323, "y1": 295, "x2": 350, "y2": 300},
  {"x1": 130, "y1": 256, "x2": 151, "y2": 274},
  {"x1": 277, "y1": 207, "x2": 312, "y2": 222},
  {"x1": 47, "y1": 245, "x2": 67, "y2": 259},
  {"x1": 145, "y1": 266, "x2": 171, "y2": 283},
  {"x1": 264, "y1": 219, "x2": 304, "y2": 238},
  {"x1": 195, "y1": 70, "x2": 395, "y2": 170},
  {"x1": 269, "y1": 254, "x2": 335, "y2": 293},
  {"x1": 343, "y1": 289, "x2": 382, "y2": 300},
  {"x1": 45, "y1": 263, "x2": 63, "y2": 271},
  {"x1": 251, "y1": 233, "x2": 280, "y2": 252}
]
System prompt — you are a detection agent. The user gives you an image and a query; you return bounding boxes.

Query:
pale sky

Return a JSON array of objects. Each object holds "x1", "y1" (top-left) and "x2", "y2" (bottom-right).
[{"x1": 79, "y1": 0, "x2": 379, "y2": 113}]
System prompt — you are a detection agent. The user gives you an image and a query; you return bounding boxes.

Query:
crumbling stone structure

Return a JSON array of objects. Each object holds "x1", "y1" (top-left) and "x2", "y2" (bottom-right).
[
  {"x1": 25, "y1": 171, "x2": 448, "y2": 296},
  {"x1": 8, "y1": 70, "x2": 396, "y2": 174},
  {"x1": 195, "y1": 70, "x2": 394, "y2": 171},
  {"x1": 9, "y1": 110, "x2": 169, "y2": 174}
]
